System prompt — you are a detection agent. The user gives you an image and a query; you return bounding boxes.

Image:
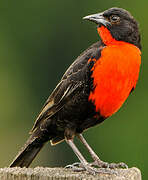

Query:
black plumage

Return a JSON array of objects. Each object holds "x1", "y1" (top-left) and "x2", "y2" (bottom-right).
[{"x1": 10, "y1": 41, "x2": 104, "y2": 168}]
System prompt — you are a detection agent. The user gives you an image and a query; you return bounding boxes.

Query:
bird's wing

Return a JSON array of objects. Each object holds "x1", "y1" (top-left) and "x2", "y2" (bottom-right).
[{"x1": 31, "y1": 41, "x2": 103, "y2": 133}]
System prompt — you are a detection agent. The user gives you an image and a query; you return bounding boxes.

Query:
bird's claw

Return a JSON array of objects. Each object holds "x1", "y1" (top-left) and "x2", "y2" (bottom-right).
[
  {"x1": 65, "y1": 162, "x2": 86, "y2": 172},
  {"x1": 83, "y1": 165, "x2": 118, "y2": 175},
  {"x1": 109, "y1": 162, "x2": 128, "y2": 169},
  {"x1": 65, "y1": 162, "x2": 82, "y2": 169},
  {"x1": 65, "y1": 162, "x2": 118, "y2": 175},
  {"x1": 91, "y1": 160, "x2": 128, "y2": 169}
]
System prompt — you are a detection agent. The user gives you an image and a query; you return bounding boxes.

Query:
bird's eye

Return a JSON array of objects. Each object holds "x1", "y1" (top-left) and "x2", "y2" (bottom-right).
[{"x1": 110, "y1": 15, "x2": 120, "y2": 23}]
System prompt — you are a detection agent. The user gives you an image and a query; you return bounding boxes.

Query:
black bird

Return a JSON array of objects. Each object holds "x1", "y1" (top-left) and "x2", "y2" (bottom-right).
[{"x1": 10, "y1": 7, "x2": 141, "y2": 174}]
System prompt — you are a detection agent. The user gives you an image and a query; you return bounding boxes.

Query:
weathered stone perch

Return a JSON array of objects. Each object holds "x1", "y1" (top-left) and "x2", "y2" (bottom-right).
[{"x1": 0, "y1": 167, "x2": 141, "y2": 180}]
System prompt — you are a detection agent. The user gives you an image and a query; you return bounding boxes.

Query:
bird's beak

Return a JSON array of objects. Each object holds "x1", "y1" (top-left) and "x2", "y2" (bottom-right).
[{"x1": 83, "y1": 13, "x2": 111, "y2": 27}]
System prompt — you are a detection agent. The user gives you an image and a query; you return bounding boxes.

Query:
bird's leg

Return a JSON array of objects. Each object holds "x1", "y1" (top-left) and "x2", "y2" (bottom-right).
[
  {"x1": 77, "y1": 134, "x2": 128, "y2": 169},
  {"x1": 65, "y1": 139, "x2": 114, "y2": 175}
]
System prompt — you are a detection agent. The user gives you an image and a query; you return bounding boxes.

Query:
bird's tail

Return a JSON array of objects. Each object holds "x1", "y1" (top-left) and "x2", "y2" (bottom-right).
[{"x1": 10, "y1": 129, "x2": 52, "y2": 168}]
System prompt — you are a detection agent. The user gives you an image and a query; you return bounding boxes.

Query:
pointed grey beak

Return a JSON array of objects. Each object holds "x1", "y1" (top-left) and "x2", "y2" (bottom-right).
[{"x1": 83, "y1": 13, "x2": 111, "y2": 27}]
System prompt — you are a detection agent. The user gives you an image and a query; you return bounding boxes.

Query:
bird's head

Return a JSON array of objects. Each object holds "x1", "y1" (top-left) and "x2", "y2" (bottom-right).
[{"x1": 83, "y1": 7, "x2": 141, "y2": 49}]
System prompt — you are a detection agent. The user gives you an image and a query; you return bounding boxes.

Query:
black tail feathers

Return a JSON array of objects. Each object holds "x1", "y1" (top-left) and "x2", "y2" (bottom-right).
[{"x1": 10, "y1": 130, "x2": 51, "y2": 168}]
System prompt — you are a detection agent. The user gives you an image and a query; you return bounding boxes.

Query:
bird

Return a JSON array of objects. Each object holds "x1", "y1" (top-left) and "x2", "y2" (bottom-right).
[{"x1": 10, "y1": 7, "x2": 141, "y2": 174}]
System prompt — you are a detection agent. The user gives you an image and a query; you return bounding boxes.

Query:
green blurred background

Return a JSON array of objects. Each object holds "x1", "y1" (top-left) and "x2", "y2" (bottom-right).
[{"x1": 0, "y1": 0, "x2": 147, "y2": 179}]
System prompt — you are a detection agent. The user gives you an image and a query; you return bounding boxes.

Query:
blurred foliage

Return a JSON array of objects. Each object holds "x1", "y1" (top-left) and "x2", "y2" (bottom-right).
[{"x1": 0, "y1": 0, "x2": 147, "y2": 179}]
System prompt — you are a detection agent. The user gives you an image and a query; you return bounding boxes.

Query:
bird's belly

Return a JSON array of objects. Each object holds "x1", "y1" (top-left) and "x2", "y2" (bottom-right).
[{"x1": 89, "y1": 44, "x2": 141, "y2": 117}]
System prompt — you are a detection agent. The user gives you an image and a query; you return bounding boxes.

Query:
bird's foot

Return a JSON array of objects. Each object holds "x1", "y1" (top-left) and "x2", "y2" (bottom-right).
[
  {"x1": 65, "y1": 162, "x2": 82, "y2": 168},
  {"x1": 91, "y1": 160, "x2": 128, "y2": 169},
  {"x1": 65, "y1": 162, "x2": 117, "y2": 175}
]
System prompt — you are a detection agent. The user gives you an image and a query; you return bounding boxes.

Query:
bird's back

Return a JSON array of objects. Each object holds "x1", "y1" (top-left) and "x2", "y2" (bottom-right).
[{"x1": 31, "y1": 41, "x2": 105, "y2": 143}]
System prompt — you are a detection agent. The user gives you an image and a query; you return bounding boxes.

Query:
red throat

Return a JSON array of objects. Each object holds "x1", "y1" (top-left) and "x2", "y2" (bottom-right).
[{"x1": 97, "y1": 26, "x2": 117, "y2": 45}]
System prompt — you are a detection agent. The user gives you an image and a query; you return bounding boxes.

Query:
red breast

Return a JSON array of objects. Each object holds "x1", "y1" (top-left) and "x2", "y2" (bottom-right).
[{"x1": 89, "y1": 26, "x2": 141, "y2": 117}]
